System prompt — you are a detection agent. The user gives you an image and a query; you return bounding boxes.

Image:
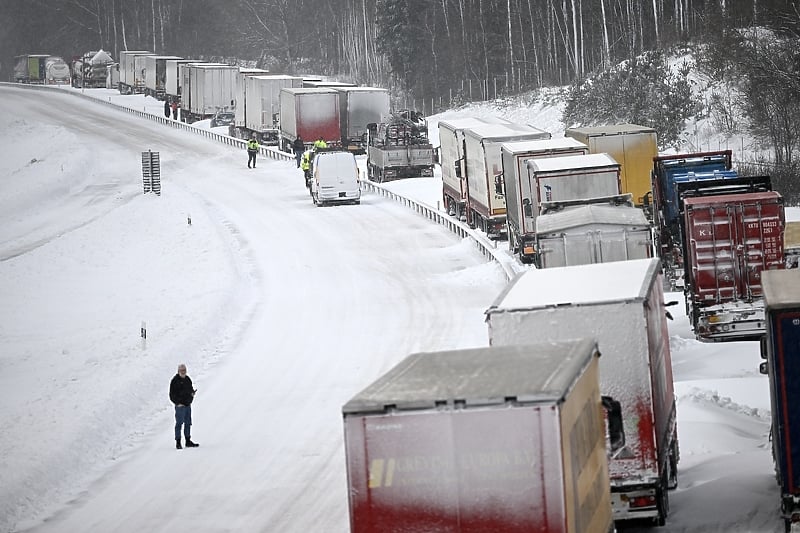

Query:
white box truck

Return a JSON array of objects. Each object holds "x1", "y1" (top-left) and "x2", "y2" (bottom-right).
[
  {"x1": 461, "y1": 123, "x2": 550, "y2": 239},
  {"x1": 182, "y1": 64, "x2": 237, "y2": 123},
  {"x1": 485, "y1": 257, "x2": 679, "y2": 526},
  {"x1": 501, "y1": 137, "x2": 589, "y2": 262},
  {"x1": 342, "y1": 339, "x2": 613, "y2": 533},
  {"x1": 143, "y1": 55, "x2": 182, "y2": 99},
  {"x1": 118, "y1": 50, "x2": 151, "y2": 94}
]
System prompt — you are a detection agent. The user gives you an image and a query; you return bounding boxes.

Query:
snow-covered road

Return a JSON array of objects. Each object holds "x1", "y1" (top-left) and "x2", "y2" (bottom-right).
[{"x1": 0, "y1": 85, "x2": 505, "y2": 532}]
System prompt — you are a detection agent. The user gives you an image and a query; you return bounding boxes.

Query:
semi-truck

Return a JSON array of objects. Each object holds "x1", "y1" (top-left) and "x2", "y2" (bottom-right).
[
  {"x1": 335, "y1": 86, "x2": 390, "y2": 151},
  {"x1": 486, "y1": 257, "x2": 678, "y2": 526},
  {"x1": 760, "y1": 269, "x2": 800, "y2": 532},
  {"x1": 438, "y1": 117, "x2": 511, "y2": 220},
  {"x1": 650, "y1": 150, "x2": 739, "y2": 287},
  {"x1": 366, "y1": 111, "x2": 435, "y2": 182},
  {"x1": 535, "y1": 194, "x2": 652, "y2": 269},
  {"x1": 565, "y1": 124, "x2": 658, "y2": 206},
  {"x1": 180, "y1": 63, "x2": 237, "y2": 123},
  {"x1": 231, "y1": 74, "x2": 302, "y2": 145},
  {"x1": 501, "y1": 137, "x2": 589, "y2": 262},
  {"x1": 342, "y1": 339, "x2": 614, "y2": 533},
  {"x1": 143, "y1": 55, "x2": 183, "y2": 100},
  {"x1": 682, "y1": 190, "x2": 785, "y2": 342},
  {"x1": 118, "y1": 51, "x2": 153, "y2": 94},
  {"x1": 14, "y1": 54, "x2": 49, "y2": 83},
  {"x1": 164, "y1": 58, "x2": 196, "y2": 103},
  {"x1": 278, "y1": 87, "x2": 341, "y2": 151},
  {"x1": 461, "y1": 123, "x2": 551, "y2": 239},
  {"x1": 785, "y1": 221, "x2": 800, "y2": 269}
]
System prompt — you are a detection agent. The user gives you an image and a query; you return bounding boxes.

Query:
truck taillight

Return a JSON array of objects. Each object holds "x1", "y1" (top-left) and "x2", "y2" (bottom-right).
[{"x1": 629, "y1": 495, "x2": 657, "y2": 508}]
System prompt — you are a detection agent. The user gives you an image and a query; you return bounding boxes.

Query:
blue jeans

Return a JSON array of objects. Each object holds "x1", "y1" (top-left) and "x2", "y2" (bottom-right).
[{"x1": 174, "y1": 405, "x2": 192, "y2": 440}]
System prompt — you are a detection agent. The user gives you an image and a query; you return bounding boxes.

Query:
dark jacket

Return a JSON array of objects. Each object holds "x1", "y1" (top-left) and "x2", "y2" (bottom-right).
[
  {"x1": 169, "y1": 374, "x2": 195, "y2": 406},
  {"x1": 292, "y1": 137, "x2": 304, "y2": 153}
]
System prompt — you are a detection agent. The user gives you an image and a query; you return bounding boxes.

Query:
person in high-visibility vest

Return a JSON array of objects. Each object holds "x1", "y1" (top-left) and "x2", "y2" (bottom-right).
[
  {"x1": 247, "y1": 137, "x2": 259, "y2": 168},
  {"x1": 301, "y1": 150, "x2": 313, "y2": 188},
  {"x1": 313, "y1": 137, "x2": 327, "y2": 150}
]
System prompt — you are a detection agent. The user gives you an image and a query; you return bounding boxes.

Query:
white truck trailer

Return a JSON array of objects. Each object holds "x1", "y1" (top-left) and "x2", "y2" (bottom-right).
[
  {"x1": 438, "y1": 117, "x2": 512, "y2": 220},
  {"x1": 535, "y1": 194, "x2": 652, "y2": 268},
  {"x1": 118, "y1": 51, "x2": 152, "y2": 94},
  {"x1": 461, "y1": 123, "x2": 550, "y2": 239},
  {"x1": 232, "y1": 74, "x2": 303, "y2": 144},
  {"x1": 485, "y1": 257, "x2": 679, "y2": 526},
  {"x1": 143, "y1": 55, "x2": 183, "y2": 100},
  {"x1": 181, "y1": 63, "x2": 237, "y2": 123},
  {"x1": 165, "y1": 59, "x2": 196, "y2": 103},
  {"x1": 501, "y1": 137, "x2": 589, "y2": 262}
]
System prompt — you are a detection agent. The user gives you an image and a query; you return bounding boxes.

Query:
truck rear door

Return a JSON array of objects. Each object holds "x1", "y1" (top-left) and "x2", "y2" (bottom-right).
[{"x1": 685, "y1": 192, "x2": 784, "y2": 304}]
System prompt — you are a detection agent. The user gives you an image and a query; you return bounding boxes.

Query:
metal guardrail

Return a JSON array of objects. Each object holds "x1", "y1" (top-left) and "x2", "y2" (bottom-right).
[
  {"x1": 4, "y1": 82, "x2": 515, "y2": 278},
  {"x1": 0, "y1": 82, "x2": 292, "y2": 162},
  {"x1": 361, "y1": 180, "x2": 518, "y2": 281}
]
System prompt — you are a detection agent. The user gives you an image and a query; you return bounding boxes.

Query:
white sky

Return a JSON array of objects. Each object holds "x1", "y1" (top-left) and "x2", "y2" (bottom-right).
[{"x1": 1, "y1": 84, "x2": 798, "y2": 533}]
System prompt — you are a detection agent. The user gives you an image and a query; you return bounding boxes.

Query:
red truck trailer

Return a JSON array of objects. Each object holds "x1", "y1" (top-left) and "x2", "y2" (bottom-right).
[
  {"x1": 342, "y1": 340, "x2": 614, "y2": 533},
  {"x1": 682, "y1": 190, "x2": 785, "y2": 341},
  {"x1": 278, "y1": 87, "x2": 341, "y2": 152}
]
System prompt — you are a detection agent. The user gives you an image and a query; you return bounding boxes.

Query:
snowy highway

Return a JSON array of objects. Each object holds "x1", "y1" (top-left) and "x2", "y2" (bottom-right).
[{"x1": 0, "y1": 85, "x2": 506, "y2": 532}]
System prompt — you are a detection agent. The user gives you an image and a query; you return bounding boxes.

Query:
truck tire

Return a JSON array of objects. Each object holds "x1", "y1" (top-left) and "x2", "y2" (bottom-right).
[{"x1": 655, "y1": 480, "x2": 669, "y2": 526}]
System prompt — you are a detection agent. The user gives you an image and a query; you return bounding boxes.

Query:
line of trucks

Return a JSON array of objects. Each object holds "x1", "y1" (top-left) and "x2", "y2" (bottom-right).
[
  {"x1": 343, "y1": 257, "x2": 678, "y2": 531},
  {"x1": 438, "y1": 118, "x2": 794, "y2": 344},
  {"x1": 110, "y1": 50, "x2": 436, "y2": 168},
  {"x1": 13, "y1": 54, "x2": 71, "y2": 84}
]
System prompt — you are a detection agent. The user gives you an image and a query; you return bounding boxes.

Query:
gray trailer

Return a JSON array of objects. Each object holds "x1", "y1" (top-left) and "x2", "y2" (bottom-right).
[
  {"x1": 366, "y1": 112, "x2": 434, "y2": 182},
  {"x1": 165, "y1": 59, "x2": 196, "y2": 102},
  {"x1": 181, "y1": 63, "x2": 237, "y2": 123},
  {"x1": 335, "y1": 87, "x2": 390, "y2": 151},
  {"x1": 535, "y1": 194, "x2": 652, "y2": 268},
  {"x1": 502, "y1": 137, "x2": 589, "y2": 262}
]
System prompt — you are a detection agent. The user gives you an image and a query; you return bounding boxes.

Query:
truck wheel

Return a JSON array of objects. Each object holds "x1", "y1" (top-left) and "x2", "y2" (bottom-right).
[
  {"x1": 667, "y1": 440, "x2": 679, "y2": 490},
  {"x1": 655, "y1": 483, "x2": 669, "y2": 526}
]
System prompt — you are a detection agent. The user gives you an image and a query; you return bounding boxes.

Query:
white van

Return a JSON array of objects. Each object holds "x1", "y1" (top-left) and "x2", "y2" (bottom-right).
[{"x1": 311, "y1": 151, "x2": 361, "y2": 206}]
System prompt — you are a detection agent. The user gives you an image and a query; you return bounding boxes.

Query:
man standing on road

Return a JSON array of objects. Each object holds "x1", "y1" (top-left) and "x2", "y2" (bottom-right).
[
  {"x1": 247, "y1": 137, "x2": 260, "y2": 168},
  {"x1": 292, "y1": 136, "x2": 305, "y2": 168},
  {"x1": 169, "y1": 364, "x2": 198, "y2": 449}
]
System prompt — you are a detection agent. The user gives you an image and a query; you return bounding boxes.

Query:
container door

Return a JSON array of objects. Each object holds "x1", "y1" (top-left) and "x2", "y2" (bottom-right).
[
  {"x1": 739, "y1": 200, "x2": 784, "y2": 299},
  {"x1": 687, "y1": 204, "x2": 739, "y2": 304}
]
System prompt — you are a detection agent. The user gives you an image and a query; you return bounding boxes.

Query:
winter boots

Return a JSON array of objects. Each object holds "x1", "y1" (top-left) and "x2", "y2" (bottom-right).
[
  {"x1": 176, "y1": 439, "x2": 182, "y2": 449},
  {"x1": 185, "y1": 439, "x2": 199, "y2": 448}
]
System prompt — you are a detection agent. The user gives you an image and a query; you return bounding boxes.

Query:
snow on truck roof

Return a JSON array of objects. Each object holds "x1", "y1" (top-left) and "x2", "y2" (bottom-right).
[
  {"x1": 341, "y1": 339, "x2": 599, "y2": 414},
  {"x1": 488, "y1": 257, "x2": 659, "y2": 311},
  {"x1": 527, "y1": 152, "x2": 619, "y2": 172},
  {"x1": 566, "y1": 124, "x2": 656, "y2": 135},
  {"x1": 762, "y1": 269, "x2": 800, "y2": 310},
  {"x1": 464, "y1": 122, "x2": 548, "y2": 140},
  {"x1": 501, "y1": 137, "x2": 587, "y2": 154},
  {"x1": 536, "y1": 203, "x2": 649, "y2": 234},
  {"x1": 438, "y1": 116, "x2": 511, "y2": 131}
]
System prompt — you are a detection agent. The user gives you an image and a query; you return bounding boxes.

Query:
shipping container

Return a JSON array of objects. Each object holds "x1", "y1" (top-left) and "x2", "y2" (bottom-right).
[
  {"x1": 343, "y1": 340, "x2": 613, "y2": 533},
  {"x1": 486, "y1": 257, "x2": 678, "y2": 525},
  {"x1": 682, "y1": 190, "x2": 785, "y2": 341},
  {"x1": 761, "y1": 269, "x2": 800, "y2": 531},
  {"x1": 501, "y1": 137, "x2": 589, "y2": 262},
  {"x1": 536, "y1": 195, "x2": 652, "y2": 268},
  {"x1": 565, "y1": 124, "x2": 657, "y2": 206},
  {"x1": 279, "y1": 87, "x2": 341, "y2": 151},
  {"x1": 461, "y1": 123, "x2": 550, "y2": 239}
]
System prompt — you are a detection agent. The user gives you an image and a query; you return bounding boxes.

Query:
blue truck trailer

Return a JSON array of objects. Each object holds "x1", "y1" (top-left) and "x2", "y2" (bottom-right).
[{"x1": 761, "y1": 269, "x2": 800, "y2": 532}]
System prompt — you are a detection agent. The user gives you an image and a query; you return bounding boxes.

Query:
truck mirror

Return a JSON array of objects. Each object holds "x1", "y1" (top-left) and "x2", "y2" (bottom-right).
[
  {"x1": 760, "y1": 336, "x2": 768, "y2": 359},
  {"x1": 759, "y1": 361, "x2": 768, "y2": 375},
  {"x1": 665, "y1": 300, "x2": 678, "y2": 307}
]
